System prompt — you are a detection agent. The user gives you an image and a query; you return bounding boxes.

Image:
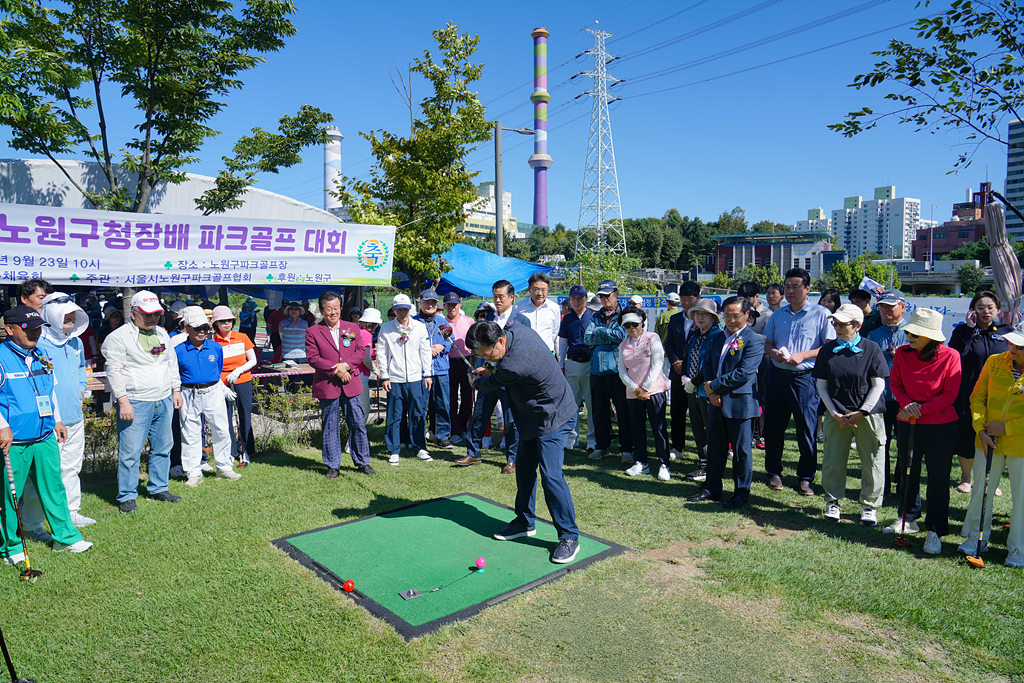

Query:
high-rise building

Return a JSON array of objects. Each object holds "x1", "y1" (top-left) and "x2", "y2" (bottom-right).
[
  {"x1": 1006, "y1": 119, "x2": 1024, "y2": 237},
  {"x1": 459, "y1": 181, "x2": 518, "y2": 237},
  {"x1": 831, "y1": 186, "x2": 921, "y2": 260},
  {"x1": 794, "y1": 208, "x2": 832, "y2": 233}
]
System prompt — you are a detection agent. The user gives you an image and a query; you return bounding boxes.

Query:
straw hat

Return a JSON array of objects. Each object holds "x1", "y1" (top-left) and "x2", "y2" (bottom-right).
[
  {"x1": 902, "y1": 308, "x2": 946, "y2": 342},
  {"x1": 687, "y1": 298, "x2": 720, "y2": 325}
]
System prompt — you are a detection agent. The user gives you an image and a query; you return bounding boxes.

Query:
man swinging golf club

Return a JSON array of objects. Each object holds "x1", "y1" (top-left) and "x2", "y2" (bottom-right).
[{"x1": 466, "y1": 320, "x2": 581, "y2": 564}]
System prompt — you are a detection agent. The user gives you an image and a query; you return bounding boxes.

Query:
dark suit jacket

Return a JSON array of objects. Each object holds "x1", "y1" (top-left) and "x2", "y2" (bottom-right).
[
  {"x1": 664, "y1": 310, "x2": 694, "y2": 376},
  {"x1": 305, "y1": 320, "x2": 366, "y2": 400},
  {"x1": 704, "y1": 325, "x2": 764, "y2": 420}
]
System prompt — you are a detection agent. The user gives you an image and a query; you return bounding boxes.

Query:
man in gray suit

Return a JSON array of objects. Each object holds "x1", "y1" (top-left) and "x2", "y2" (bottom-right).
[{"x1": 687, "y1": 295, "x2": 765, "y2": 509}]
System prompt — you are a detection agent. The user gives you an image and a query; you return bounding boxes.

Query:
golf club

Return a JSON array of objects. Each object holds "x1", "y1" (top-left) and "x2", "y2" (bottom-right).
[
  {"x1": 2, "y1": 449, "x2": 41, "y2": 582},
  {"x1": 895, "y1": 417, "x2": 917, "y2": 549},
  {"x1": 373, "y1": 368, "x2": 384, "y2": 425},
  {"x1": 966, "y1": 444, "x2": 995, "y2": 569},
  {"x1": 0, "y1": 624, "x2": 36, "y2": 683}
]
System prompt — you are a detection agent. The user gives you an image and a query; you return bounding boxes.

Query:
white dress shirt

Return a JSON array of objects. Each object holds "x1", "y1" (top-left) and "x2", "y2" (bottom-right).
[{"x1": 514, "y1": 297, "x2": 561, "y2": 353}]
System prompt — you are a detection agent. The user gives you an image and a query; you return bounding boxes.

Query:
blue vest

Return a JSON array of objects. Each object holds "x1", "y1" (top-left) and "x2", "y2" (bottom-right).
[{"x1": 0, "y1": 340, "x2": 57, "y2": 444}]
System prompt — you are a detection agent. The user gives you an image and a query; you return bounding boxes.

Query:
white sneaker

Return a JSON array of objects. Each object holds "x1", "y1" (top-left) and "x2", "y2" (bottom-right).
[
  {"x1": 342, "y1": 442, "x2": 350, "y2": 454},
  {"x1": 824, "y1": 501, "x2": 841, "y2": 521},
  {"x1": 625, "y1": 462, "x2": 649, "y2": 476},
  {"x1": 388, "y1": 453, "x2": 400, "y2": 465},
  {"x1": 860, "y1": 506, "x2": 877, "y2": 527},
  {"x1": 923, "y1": 531, "x2": 942, "y2": 555},
  {"x1": 882, "y1": 518, "x2": 920, "y2": 534},
  {"x1": 201, "y1": 463, "x2": 215, "y2": 473},
  {"x1": 620, "y1": 452, "x2": 634, "y2": 465},
  {"x1": 669, "y1": 449, "x2": 678, "y2": 462},
  {"x1": 70, "y1": 512, "x2": 97, "y2": 528},
  {"x1": 657, "y1": 464, "x2": 670, "y2": 481},
  {"x1": 185, "y1": 475, "x2": 204, "y2": 487},
  {"x1": 587, "y1": 449, "x2": 606, "y2": 461},
  {"x1": 415, "y1": 450, "x2": 433, "y2": 462},
  {"x1": 52, "y1": 539, "x2": 94, "y2": 553},
  {"x1": 3, "y1": 552, "x2": 26, "y2": 565},
  {"x1": 217, "y1": 468, "x2": 242, "y2": 481},
  {"x1": 957, "y1": 538, "x2": 989, "y2": 556},
  {"x1": 1005, "y1": 548, "x2": 1024, "y2": 568},
  {"x1": 168, "y1": 465, "x2": 185, "y2": 478},
  {"x1": 25, "y1": 527, "x2": 53, "y2": 543}
]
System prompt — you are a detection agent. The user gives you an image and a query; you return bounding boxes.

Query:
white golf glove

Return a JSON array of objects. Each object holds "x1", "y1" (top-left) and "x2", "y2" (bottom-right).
[
  {"x1": 226, "y1": 369, "x2": 242, "y2": 385},
  {"x1": 683, "y1": 379, "x2": 697, "y2": 395}
]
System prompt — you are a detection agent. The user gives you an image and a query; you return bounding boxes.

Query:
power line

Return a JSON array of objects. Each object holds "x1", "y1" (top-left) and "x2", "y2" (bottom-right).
[
  {"x1": 608, "y1": 0, "x2": 714, "y2": 44},
  {"x1": 617, "y1": 15, "x2": 926, "y2": 101},
  {"x1": 615, "y1": 0, "x2": 894, "y2": 87}
]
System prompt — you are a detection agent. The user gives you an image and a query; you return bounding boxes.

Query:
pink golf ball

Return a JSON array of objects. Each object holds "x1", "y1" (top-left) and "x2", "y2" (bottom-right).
[{"x1": 476, "y1": 557, "x2": 487, "y2": 569}]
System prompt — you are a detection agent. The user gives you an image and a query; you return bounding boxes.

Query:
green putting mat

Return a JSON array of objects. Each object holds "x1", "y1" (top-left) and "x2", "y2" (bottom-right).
[{"x1": 273, "y1": 493, "x2": 628, "y2": 639}]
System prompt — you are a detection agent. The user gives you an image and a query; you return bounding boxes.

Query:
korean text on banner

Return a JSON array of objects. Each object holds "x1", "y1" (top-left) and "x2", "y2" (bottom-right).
[{"x1": 0, "y1": 203, "x2": 396, "y2": 288}]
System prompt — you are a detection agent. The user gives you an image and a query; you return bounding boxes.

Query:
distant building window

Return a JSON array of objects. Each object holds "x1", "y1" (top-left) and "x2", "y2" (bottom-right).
[
  {"x1": 805, "y1": 257, "x2": 811, "y2": 270},
  {"x1": 958, "y1": 231, "x2": 969, "y2": 238},
  {"x1": 936, "y1": 232, "x2": 947, "y2": 239}
]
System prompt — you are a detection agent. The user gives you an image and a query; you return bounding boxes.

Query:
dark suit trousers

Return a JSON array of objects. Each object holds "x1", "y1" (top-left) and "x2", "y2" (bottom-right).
[
  {"x1": 685, "y1": 393, "x2": 710, "y2": 468},
  {"x1": 591, "y1": 373, "x2": 633, "y2": 453},
  {"x1": 515, "y1": 414, "x2": 579, "y2": 540},
  {"x1": 763, "y1": 366, "x2": 819, "y2": 482},
  {"x1": 465, "y1": 388, "x2": 519, "y2": 463},
  {"x1": 670, "y1": 375, "x2": 689, "y2": 452},
  {"x1": 705, "y1": 408, "x2": 754, "y2": 496},
  {"x1": 626, "y1": 392, "x2": 669, "y2": 467},
  {"x1": 882, "y1": 399, "x2": 900, "y2": 497},
  {"x1": 448, "y1": 361, "x2": 474, "y2": 437}
]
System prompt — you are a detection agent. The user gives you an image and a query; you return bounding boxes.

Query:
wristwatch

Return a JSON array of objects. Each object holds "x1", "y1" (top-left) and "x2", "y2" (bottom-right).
[{"x1": 858, "y1": 409, "x2": 870, "y2": 417}]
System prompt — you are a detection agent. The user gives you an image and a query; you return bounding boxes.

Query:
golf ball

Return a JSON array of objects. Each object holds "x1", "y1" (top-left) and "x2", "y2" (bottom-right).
[
  {"x1": 476, "y1": 557, "x2": 486, "y2": 569},
  {"x1": 343, "y1": 580, "x2": 354, "y2": 592}
]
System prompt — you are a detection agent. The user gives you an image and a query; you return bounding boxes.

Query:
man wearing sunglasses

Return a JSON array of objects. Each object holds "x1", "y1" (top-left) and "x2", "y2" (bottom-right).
[
  {"x1": 174, "y1": 307, "x2": 241, "y2": 488},
  {"x1": 101, "y1": 290, "x2": 184, "y2": 513}
]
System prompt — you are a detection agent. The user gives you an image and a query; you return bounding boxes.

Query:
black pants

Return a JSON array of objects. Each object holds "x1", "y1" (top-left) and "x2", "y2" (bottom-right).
[
  {"x1": 227, "y1": 381, "x2": 255, "y2": 461},
  {"x1": 627, "y1": 393, "x2": 669, "y2": 467},
  {"x1": 591, "y1": 373, "x2": 633, "y2": 453},
  {"x1": 449, "y1": 362, "x2": 474, "y2": 437},
  {"x1": 896, "y1": 420, "x2": 956, "y2": 536},
  {"x1": 669, "y1": 373, "x2": 689, "y2": 452},
  {"x1": 881, "y1": 400, "x2": 900, "y2": 497},
  {"x1": 705, "y1": 412, "x2": 754, "y2": 496},
  {"x1": 685, "y1": 392, "x2": 710, "y2": 469}
]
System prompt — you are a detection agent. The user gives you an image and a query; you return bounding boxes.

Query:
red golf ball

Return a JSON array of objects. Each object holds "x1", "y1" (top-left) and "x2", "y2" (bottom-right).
[
  {"x1": 476, "y1": 557, "x2": 486, "y2": 569},
  {"x1": 343, "y1": 580, "x2": 354, "y2": 592}
]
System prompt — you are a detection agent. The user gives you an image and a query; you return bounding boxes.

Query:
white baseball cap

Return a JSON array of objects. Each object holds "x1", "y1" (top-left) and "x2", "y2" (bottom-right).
[
  {"x1": 666, "y1": 292, "x2": 681, "y2": 303},
  {"x1": 1001, "y1": 322, "x2": 1024, "y2": 346},
  {"x1": 392, "y1": 294, "x2": 412, "y2": 309},
  {"x1": 829, "y1": 304, "x2": 865, "y2": 325},
  {"x1": 131, "y1": 290, "x2": 163, "y2": 314},
  {"x1": 629, "y1": 295, "x2": 644, "y2": 307},
  {"x1": 180, "y1": 306, "x2": 209, "y2": 328}
]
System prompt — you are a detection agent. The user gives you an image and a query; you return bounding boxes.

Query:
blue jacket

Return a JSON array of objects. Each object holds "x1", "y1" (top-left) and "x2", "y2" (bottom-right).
[
  {"x1": 684, "y1": 327, "x2": 725, "y2": 385},
  {"x1": 584, "y1": 307, "x2": 627, "y2": 376},
  {"x1": 703, "y1": 326, "x2": 764, "y2": 420},
  {"x1": 0, "y1": 340, "x2": 58, "y2": 444},
  {"x1": 413, "y1": 313, "x2": 454, "y2": 377},
  {"x1": 664, "y1": 310, "x2": 694, "y2": 377},
  {"x1": 37, "y1": 337, "x2": 87, "y2": 426}
]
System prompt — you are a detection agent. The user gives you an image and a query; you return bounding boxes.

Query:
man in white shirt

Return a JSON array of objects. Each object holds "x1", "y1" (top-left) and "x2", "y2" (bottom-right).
[
  {"x1": 513, "y1": 272, "x2": 560, "y2": 354},
  {"x1": 376, "y1": 294, "x2": 433, "y2": 465}
]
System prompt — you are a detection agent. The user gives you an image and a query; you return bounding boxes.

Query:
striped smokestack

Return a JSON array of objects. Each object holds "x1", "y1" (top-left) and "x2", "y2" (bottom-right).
[{"x1": 529, "y1": 27, "x2": 552, "y2": 227}]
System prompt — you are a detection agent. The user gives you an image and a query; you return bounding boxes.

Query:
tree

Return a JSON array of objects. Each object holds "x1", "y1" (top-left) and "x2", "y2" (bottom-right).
[
  {"x1": 669, "y1": 211, "x2": 715, "y2": 274},
  {"x1": 750, "y1": 220, "x2": 792, "y2": 234},
  {"x1": 711, "y1": 207, "x2": 748, "y2": 235},
  {"x1": 813, "y1": 254, "x2": 900, "y2": 293},
  {"x1": 660, "y1": 224, "x2": 683, "y2": 268},
  {"x1": 709, "y1": 272, "x2": 733, "y2": 290},
  {"x1": 574, "y1": 250, "x2": 653, "y2": 294},
  {"x1": 945, "y1": 236, "x2": 991, "y2": 267},
  {"x1": 958, "y1": 262, "x2": 986, "y2": 294},
  {"x1": 331, "y1": 23, "x2": 492, "y2": 293},
  {"x1": 732, "y1": 263, "x2": 783, "y2": 292},
  {"x1": 0, "y1": 0, "x2": 330, "y2": 213},
  {"x1": 830, "y1": 0, "x2": 1024, "y2": 171},
  {"x1": 623, "y1": 217, "x2": 664, "y2": 268}
]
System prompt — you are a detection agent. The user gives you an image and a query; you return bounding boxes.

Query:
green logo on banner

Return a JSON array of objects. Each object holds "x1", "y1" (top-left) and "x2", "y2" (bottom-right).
[
  {"x1": 357, "y1": 239, "x2": 389, "y2": 272},
  {"x1": 70, "y1": 274, "x2": 80, "y2": 282}
]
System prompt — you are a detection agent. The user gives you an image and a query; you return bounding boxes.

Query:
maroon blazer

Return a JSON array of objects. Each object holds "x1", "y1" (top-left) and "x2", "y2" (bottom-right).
[{"x1": 305, "y1": 320, "x2": 366, "y2": 400}]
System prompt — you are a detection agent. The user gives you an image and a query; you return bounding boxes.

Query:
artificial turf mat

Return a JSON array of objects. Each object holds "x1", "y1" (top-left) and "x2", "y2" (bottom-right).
[{"x1": 273, "y1": 492, "x2": 629, "y2": 639}]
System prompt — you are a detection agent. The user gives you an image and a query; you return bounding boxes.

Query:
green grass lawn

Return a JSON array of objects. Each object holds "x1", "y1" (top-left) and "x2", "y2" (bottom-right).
[{"x1": 2, "y1": 418, "x2": 1022, "y2": 683}]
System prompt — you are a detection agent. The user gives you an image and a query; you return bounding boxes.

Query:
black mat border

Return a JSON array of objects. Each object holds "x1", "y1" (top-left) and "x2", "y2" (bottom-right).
[{"x1": 272, "y1": 491, "x2": 631, "y2": 641}]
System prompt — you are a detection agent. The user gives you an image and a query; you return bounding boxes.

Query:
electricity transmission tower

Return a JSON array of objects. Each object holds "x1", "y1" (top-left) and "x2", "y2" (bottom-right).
[{"x1": 575, "y1": 26, "x2": 627, "y2": 257}]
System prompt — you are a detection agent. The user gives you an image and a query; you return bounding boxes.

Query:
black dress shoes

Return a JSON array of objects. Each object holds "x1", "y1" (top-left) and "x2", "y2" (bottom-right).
[
  {"x1": 723, "y1": 490, "x2": 749, "y2": 509},
  {"x1": 686, "y1": 489, "x2": 721, "y2": 503}
]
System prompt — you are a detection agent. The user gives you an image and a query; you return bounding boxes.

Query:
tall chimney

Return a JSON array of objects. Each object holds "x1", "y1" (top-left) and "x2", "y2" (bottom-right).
[
  {"x1": 324, "y1": 126, "x2": 344, "y2": 214},
  {"x1": 529, "y1": 28, "x2": 553, "y2": 227}
]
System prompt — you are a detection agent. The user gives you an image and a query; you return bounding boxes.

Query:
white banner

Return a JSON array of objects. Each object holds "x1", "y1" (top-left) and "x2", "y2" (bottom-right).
[{"x1": 0, "y1": 203, "x2": 395, "y2": 288}]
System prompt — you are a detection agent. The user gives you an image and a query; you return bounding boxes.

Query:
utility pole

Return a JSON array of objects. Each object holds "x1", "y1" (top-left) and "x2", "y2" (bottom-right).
[
  {"x1": 495, "y1": 120, "x2": 503, "y2": 257},
  {"x1": 574, "y1": 26, "x2": 626, "y2": 257}
]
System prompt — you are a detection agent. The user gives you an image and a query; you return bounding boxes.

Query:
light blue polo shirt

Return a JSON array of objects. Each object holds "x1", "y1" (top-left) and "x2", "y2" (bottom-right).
[{"x1": 762, "y1": 301, "x2": 831, "y2": 372}]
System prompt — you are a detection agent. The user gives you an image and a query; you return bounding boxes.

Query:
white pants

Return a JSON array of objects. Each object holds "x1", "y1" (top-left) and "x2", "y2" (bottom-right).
[
  {"x1": 21, "y1": 419, "x2": 86, "y2": 527},
  {"x1": 565, "y1": 359, "x2": 595, "y2": 449},
  {"x1": 180, "y1": 386, "x2": 233, "y2": 476},
  {"x1": 960, "y1": 448, "x2": 1023, "y2": 554}
]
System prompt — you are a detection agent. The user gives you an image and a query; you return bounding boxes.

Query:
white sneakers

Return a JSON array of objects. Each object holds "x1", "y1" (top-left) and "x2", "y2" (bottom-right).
[
  {"x1": 3, "y1": 552, "x2": 26, "y2": 565},
  {"x1": 53, "y1": 540, "x2": 94, "y2": 554},
  {"x1": 1005, "y1": 548, "x2": 1024, "y2": 568},
  {"x1": 415, "y1": 450, "x2": 433, "y2": 462},
  {"x1": 669, "y1": 449, "x2": 678, "y2": 462},
  {"x1": 201, "y1": 463, "x2": 215, "y2": 473},
  {"x1": 957, "y1": 538, "x2": 989, "y2": 556},
  {"x1": 70, "y1": 512, "x2": 97, "y2": 527},
  {"x1": 625, "y1": 462, "x2": 649, "y2": 476},
  {"x1": 923, "y1": 531, "x2": 942, "y2": 555},
  {"x1": 185, "y1": 475, "x2": 204, "y2": 487},
  {"x1": 860, "y1": 506, "x2": 877, "y2": 526},
  {"x1": 882, "y1": 518, "x2": 920, "y2": 534},
  {"x1": 587, "y1": 449, "x2": 605, "y2": 461},
  {"x1": 388, "y1": 454, "x2": 400, "y2": 465},
  {"x1": 657, "y1": 464, "x2": 671, "y2": 481},
  {"x1": 216, "y1": 468, "x2": 242, "y2": 481},
  {"x1": 824, "y1": 501, "x2": 841, "y2": 521}
]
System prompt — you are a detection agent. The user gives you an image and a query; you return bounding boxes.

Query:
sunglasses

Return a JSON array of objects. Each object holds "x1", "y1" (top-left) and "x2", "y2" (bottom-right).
[
  {"x1": 623, "y1": 322, "x2": 640, "y2": 329},
  {"x1": 193, "y1": 326, "x2": 212, "y2": 333},
  {"x1": 44, "y1": 296, "x2": 74, "y2": 305}
]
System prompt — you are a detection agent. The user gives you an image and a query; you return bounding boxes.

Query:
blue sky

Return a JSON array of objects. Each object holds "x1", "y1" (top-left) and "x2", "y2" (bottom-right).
[{"x1": 3, "y1": 0, "x2": 1013, "y2": 228}]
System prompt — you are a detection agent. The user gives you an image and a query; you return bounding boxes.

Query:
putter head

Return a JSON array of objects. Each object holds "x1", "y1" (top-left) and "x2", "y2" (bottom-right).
[
  {"x1": 19, "y1": 567, "x2": 42, "y2": 583},
  {"x1": 965, "y1": 555, "x2": 986, "y2": 569},
  {"x1": 894, "y1": 537, "x2": 914, "y2": 548}
]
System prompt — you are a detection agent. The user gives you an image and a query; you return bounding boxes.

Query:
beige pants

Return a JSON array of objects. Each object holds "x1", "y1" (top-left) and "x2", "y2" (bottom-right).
[
  {"x1": 960, "y1": 449, "x2": 1023, "y2": 555},
  {"x1": 821, "y1": 412, "x2": 886, "y2": 508}
]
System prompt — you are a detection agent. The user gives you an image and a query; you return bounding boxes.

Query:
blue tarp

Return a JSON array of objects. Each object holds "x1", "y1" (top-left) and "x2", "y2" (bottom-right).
[{"x1": 398, "y1": 243, "x2": 552, "y2": 297}]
